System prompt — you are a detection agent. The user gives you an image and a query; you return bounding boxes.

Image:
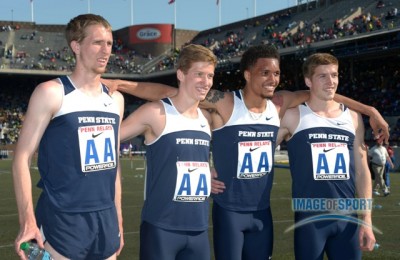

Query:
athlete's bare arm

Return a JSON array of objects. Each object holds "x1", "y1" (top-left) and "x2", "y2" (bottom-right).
[
  {"x1": 276, "y1": 106, "x2": 300, "y2": 145},
  {"x1": 107, "y1": 77, "x2": 389, "y2": 144},
  {"x1": 199, "y1": 89, "x2": 234, "y2": 129},
  {"x1": 113, "y1": 90, "x2": 125, "y2": 256},
  {"x1": 272, "y1": 90, "x2": 310, "y2": 118},
  {"x1": 200, "y1": 89, "x2": 232, "y2": 194},
  {"x1": 12, "y1": 80, "x2": 63, "y2": 258},
  {"x1": 351, "y1": 110, "x2": 376, "y2": 251},
  {"x1": 335, "y1": 94, "x2": 389, "y2": 144},
  {"x1": 101, "y1": 78, "x2": 178, "y2": 101},
  {"x1": 272, "y1": 90, "x2": 389, "y2": 144},
  {"x1": 120, "y1": 101, "x2": 166, "y2": 144}
]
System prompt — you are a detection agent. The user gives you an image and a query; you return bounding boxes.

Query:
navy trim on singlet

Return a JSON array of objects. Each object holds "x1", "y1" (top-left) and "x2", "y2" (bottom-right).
[
  {"x1": 59, "y1": 76, "x2": 75, "y2": 95},
  {"x1": 234, "y1": 89, "x2": 241, "y2": 99}
]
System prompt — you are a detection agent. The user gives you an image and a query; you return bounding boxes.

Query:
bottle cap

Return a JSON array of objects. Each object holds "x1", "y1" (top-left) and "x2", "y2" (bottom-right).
[{"x1": 20, "y1": 242, "x2": 30, "y2": 250}]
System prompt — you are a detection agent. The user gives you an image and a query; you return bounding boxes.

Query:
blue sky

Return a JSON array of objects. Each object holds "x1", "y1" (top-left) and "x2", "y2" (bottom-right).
[{"x1": 1, "y1": 0, "x2": 297, "y2": 31}]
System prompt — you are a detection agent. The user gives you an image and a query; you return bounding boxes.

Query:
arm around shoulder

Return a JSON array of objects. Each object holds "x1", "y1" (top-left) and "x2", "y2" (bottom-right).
[
  {"x1": 102, "y1": 78, "x2": 177, "y2": 101},
  {"x1": 335, "y1": 93, "x2": 389, "y2": 144},
  {"x1": 272, "y1": 90, "x2": 309, "y2": 118},
  {"x1": 199, "y1": 89, "x2": 234, "y2": 124}
]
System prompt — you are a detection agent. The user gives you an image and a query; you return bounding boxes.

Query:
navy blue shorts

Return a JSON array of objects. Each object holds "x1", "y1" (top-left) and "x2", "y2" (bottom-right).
[
  {"x1": 36, "y1": 194, "x2": 120, "y2": 260},
  {"x1": 140, "y1": 221, "x2": 210, "y2": 260},
  {"x1": 294, "y1": 213, "x2": 361, "y2": 260},
  {"x1": 212, "y1": 203, "x2": 273, "y2": 260}
]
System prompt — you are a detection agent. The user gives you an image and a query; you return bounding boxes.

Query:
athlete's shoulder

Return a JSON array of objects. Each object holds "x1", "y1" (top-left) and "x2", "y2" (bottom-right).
[
  {"x1": 35, "y1": 78, "x2": 63, "y2": 92},
  {"x1": 348, "y1": 108, "x2": 362, "y2": 130},
  {"x1": 280, "y1": 105, "x2": 300, "y2": 132},
  {"x1": 31, "y1": 78, "x2": 63, "y2": 106},
  {"x1": 271, "y1": 90, "x2": 287, "y2": 107},
  {"x1": 201, "y1": 89, "x2": 234, "y2": 109},
  {"x1": 136, "y1": 99, "x2": 165, "y2": 115},
  {"x1": 110, "y1": 90, "x2": 124, "y2": 104}
]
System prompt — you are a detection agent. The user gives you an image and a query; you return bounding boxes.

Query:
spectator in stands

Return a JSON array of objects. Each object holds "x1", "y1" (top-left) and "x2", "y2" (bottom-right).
[
  {"x1": 384, "y1": 143, "x2": 396, "y2": 191},
  {"x1": 277, "y1": 52, "x2": 375, "y2": 259},
  {"x1": 368, "y1": 139, "x2": 394, "y2": 196},
  {"x1": 376, "y1": 0, "x2": 385, "y2": 8},
  {"x1": 120, "y1": 44, "x2": 217, "y2": 260},
  {"x1": 0, "y1": 121, "x2": 4, "y2": 145},
  {"x1": 392, "y1": 125, "x2": 400, "y2": 141}
]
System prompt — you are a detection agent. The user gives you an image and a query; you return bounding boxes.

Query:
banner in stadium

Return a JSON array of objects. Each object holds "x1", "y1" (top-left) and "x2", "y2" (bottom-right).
[{"x1": 129, "y1": 24, "x2": 173, "y2": 44}]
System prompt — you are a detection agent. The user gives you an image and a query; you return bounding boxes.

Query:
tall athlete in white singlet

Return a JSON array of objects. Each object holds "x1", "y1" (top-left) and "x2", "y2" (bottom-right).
[{"x1": 12, "y1": 15, "x2": 125, "y2": 260}]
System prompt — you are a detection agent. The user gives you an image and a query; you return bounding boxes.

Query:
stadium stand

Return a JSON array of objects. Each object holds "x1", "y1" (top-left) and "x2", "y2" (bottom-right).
[
  {"x1": 1, "y1": 0, "x2": 400, "y2": 150},
  {"x1": 1, "y1": 0, "x2": 400, "y2": 74}
]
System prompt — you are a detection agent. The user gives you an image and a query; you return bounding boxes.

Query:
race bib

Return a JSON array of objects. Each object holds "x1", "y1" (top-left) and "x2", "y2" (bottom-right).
[
  {"x1": 78, "y1": 124, "x2": 116, "y2": 173},
  {"x1": 237, "y1": 140, "x2": 273, "y2": 179},
  {"x1": 310, "y1": 142, "x2": 350, "y2": 180},
  {"x1": 174, "y1": 161, "x2": 211, "y2": 202}
]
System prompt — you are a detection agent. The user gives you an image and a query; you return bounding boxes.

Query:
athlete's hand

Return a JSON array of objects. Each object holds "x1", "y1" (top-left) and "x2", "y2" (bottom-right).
[
  {"x1": 15, "y1": 223, "x2": 43, "y2": 260},
  {"x1": 116, "y1": 231, "x2": 124, "y2": 256},
  {"x1": 359, "y1": 225, "x2": 376, "y2": 251},
  {"x1": 101, "y1": 78, "x2": 120, "y2": 95},
  {"x1": 369, "y1": 112, "x2": 389, "y2": 145},
  {"x1": 211, "y1": 168, "x2": 226, "y2": 194}
]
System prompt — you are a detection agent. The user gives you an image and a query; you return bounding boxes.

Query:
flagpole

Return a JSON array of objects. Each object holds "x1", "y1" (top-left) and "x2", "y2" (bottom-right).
[
  {"x1": 174, "y1": 0, "x2": 177, "y2": 28},
  {"x1": 130, "y1": 0, "x2": 134, "y2": 25},
  {"x1": 218, "y1": 0, "x2": 221, "y2": 26},
  {"x1": 173, "y1": 1, "x2": 176, "y2": 51},
  {"x1": 168, "y1": 0, "x2": 177, "y2": 50},
  {"x1": 31, "y1": 0, "x2": 34, "y2": 22}
]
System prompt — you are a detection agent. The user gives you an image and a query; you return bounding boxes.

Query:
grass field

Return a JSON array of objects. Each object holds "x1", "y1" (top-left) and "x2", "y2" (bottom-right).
[{"x1": 1, "y1": 157, "x2": 399, "y2": 259}]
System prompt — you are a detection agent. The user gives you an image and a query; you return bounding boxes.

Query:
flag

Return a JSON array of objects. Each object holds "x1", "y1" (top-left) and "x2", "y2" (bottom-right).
[
  {"x1": 216, "y1": 0, "x2": 219, "y2": 5},
  {"x1": 168, "y1": 0, "x2": 175, "y2": 4}
]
